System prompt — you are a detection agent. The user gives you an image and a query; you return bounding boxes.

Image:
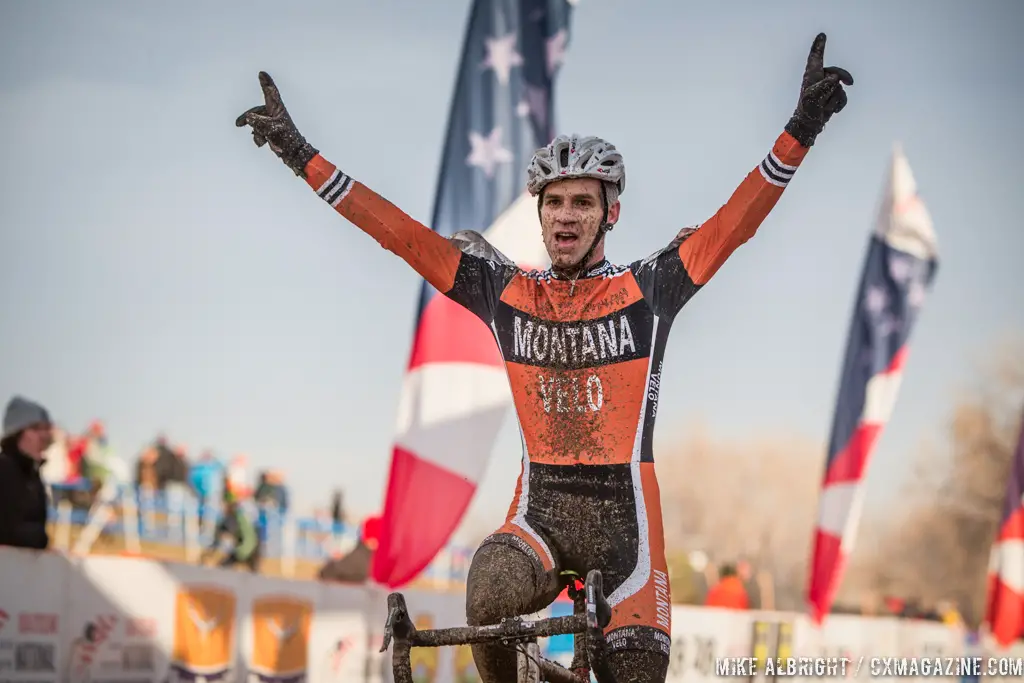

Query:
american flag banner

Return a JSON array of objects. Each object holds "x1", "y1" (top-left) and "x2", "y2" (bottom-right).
[
  {"x1": 807, "y1": 144, "x2": 939, "y2": 623},
  {"x1": 986, "y1": 407, "x2": 1024, "y2": 647},
  {"x1": 370, "y1": 0, "x2": 576, "y2": 588}
]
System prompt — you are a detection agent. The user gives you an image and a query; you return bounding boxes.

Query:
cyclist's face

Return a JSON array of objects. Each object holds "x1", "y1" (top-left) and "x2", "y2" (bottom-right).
[{"x1": 540, "y1": 178, "x2": 619, "y2": 270}]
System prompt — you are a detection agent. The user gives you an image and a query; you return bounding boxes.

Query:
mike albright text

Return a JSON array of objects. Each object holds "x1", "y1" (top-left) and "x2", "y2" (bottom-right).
[
  {"x1": 716, "y1": 656, "x2": 1024, "y2": 678},
  {"x1": 717, "y1": 657, "x2": 849, "y2": 678}
]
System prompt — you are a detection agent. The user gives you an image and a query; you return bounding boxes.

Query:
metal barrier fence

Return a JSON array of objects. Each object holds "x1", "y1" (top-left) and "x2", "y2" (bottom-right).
[{"x1": 45, "y1": 481, "x2": 473, "y2": 587}]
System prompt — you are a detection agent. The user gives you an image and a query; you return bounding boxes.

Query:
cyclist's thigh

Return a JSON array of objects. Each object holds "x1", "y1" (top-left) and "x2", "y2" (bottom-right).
[
  {"x1": 607, "y1": 649, "x2": 669, "y2": 683},
  {"x1": 466, "y1": 537, "x2": 561, "y2": 683},
  {"x1": 465, "y1": 535, "x2": 561, "y2": 625}
]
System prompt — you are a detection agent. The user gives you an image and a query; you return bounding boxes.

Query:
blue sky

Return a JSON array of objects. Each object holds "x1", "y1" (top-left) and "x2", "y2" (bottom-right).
[{"x1": 1, "y1": 1, "x2": 1021, "y2": 538}]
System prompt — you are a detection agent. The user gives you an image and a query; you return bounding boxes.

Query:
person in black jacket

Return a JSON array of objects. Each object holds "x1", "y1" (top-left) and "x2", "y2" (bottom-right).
[{"x1": 0, "y1": 396, "x2": 55, "y2": 550}]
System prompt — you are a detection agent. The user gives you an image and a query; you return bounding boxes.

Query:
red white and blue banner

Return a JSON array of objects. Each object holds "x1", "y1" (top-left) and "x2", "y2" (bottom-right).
[
  {"x1": 807, "y1": 144, "x2": 939, "y2": 622},
  {"x1": 986, "y1": 407, "x2": 1024, "y2": 647},
  {"x1": 371, "y1": 0, "x2": 576, "y2": 588}
]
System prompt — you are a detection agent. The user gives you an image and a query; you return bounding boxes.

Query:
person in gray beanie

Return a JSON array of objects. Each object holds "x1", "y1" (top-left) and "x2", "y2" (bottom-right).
[{"x1": 0, "y1": 395, "x2": 54, "y2": 549}]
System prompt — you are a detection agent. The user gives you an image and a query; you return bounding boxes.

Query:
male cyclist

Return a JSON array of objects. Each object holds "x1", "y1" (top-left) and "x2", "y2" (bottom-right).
[{"x1": 236, "y1": 33, "x2": 852, "y2": 683}]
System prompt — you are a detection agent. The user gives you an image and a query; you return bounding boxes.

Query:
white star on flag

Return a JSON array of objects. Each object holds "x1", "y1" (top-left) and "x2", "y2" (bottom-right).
[
  {"x1": 906, "y1": 280, "x2": 927, "y2": 308},
  {"x1": 546, "y1": 29, "x2": 568, "y2": 76},
  {"x1": 864, "y1": 286, "x2": 888, "y2": 314},
  {"x1": 482, "y1": 33, "x2": 523, "y2": 86},
  {"x1": 516, "y1": 100, "x2": 531, "y2": 118},
  {"x1": 467, "y1": 127, "x2": 514, "y2": 178},
  {"x1": 887, "y1": 256, "x2": 914, "y2": 283}
]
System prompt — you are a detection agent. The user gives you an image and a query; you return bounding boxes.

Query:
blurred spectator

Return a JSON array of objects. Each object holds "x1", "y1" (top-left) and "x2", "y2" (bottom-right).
[
  {"x1": 255, "y1": 471, "x2": 268, "y2": 498},
  {"x1": 900, "y1": 597, "x2": 923, "y2": 619},
  {"x1": 362, "y1": 514, "x2": 381, "y2": 549},
  {"x1": 226, "y1": 454, "x2": 251, "y2": 499},
  {"x1": 330, "y1": 489, "x2": 345, "y2": 528},
  {"x1": 0, "y1": 396, "x2": 54, "y2": 550},
  {"x1": 189, "y1": 450, "x2": 225, "y2": 507},
  {"x1": 152, "y1": 435, "x2": 187, "y2": 490},
  {"x1": 704, "y1": 563, "x2": 750, "y2": 609},
  {"x1": 255, "y1": 469, "x2": 289, "y2": 515},
  {"x1": 40, "y1": 425, "x2": 70, "y2": 485},
  {"x1": 883, "y1": 595, "x2": 905, "y2": 615},
  {"x1": 736, "y1": 559, "x2": 762, "y2": 609},
  {"x1": 81, "y1": 420, "x2": 116, "y2": 494},
  {"x1": 896, "y1": 597, "x2": 941, "y2": 621},
  {"x1": 135, "y1": 446, "x2": 160, "y2": 492},
  {"x1": 66, "y1": 428, "x2": 89, "y2": 483},
  {"x1": 163, "y1": 443, "x2": 192, "y2": 515},
  {"x1": 202, "y1": 491, "x2": 260, "y2": 572},
  {"x1": 318, "y1": 514, "x2": 380, "y2": 584}
]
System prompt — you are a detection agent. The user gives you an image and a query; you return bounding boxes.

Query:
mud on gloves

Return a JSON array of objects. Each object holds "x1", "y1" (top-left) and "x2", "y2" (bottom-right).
[
  {"x1": 236, "y1": 71, "x2": 319, "y2": 178},
  {"x1": 785, "y1": 33, "x2": 854, "y2": 147}
]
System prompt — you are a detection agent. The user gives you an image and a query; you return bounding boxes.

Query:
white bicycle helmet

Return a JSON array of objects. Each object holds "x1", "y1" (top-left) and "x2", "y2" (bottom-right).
[{"x1": 526, "y1": 134, "x2": 626, "y2": 205}]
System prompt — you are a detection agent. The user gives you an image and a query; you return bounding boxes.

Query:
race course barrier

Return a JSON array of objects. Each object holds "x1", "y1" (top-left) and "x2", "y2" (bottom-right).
[{"x1": 1, "y1": 547, "x2": 1022, "y2": 683}]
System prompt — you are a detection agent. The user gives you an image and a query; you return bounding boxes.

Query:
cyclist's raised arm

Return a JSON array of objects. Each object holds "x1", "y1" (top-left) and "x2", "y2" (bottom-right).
[
  {"x1": 678, "y1": 130, "x2": 808, "y2": 284},
  {"x1": 632, "y1": 33, "x2": 853, "y2": 318},
  {"x1": 236, "y1": 72, "x2": 516, "y2": 323},
  {"x1": 303, "y1": 156, "x2": 517, "y2": 322},
  {"x1": 631, "y1": 131, "x2": 807, "y2": 317},
  {"x1": 303, "y1": 155, "x2": 463, "y2": 295}
]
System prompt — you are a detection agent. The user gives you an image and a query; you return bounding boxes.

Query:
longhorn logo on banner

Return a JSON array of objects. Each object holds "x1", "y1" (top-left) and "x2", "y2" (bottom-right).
[
  {"x1": 168, "y1": 585, "x2": 236, "y2": 683},
  {"x1": 249, "y1": 595, "x2": 313, "y2": 683}
]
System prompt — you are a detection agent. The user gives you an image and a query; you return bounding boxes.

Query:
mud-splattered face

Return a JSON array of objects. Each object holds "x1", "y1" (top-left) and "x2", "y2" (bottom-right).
[{"x1": 539, "y1": 178, "x2": 620, "y2": 271}]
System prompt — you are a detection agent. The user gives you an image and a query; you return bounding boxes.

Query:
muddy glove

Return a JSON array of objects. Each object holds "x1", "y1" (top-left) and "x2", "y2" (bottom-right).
[
  {"x1": 235, "y1": 71, "x2": 319, "y2": 178},
  {"x1": 785, "y1": 33, "x2": 854, "y2": 148}
]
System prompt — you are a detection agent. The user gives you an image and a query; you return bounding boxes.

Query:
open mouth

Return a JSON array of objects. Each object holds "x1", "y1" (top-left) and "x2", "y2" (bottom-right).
[{"x1": 554, "y1": 231, "x2": 579, "y2": 249}]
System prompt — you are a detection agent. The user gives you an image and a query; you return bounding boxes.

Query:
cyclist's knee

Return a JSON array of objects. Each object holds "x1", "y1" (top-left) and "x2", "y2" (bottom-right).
[
  {"x1": 607, "y1": 649, "x2": 669, "y2": 683},
  {"x1": 466, "y1": 541, "x2": 552, "y2": 626}
]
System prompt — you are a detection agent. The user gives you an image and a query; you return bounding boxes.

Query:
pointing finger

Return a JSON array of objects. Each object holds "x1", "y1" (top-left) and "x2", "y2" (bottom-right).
[
  {"x1": 824, "y1": 65, "x2": 854, "y2": 86},
  {"x1": 806, "y1": 32, "x2": 826, "y2": 73},
  {"x1": 258, "y1": 71, "x2": 286, "y2": 115}
]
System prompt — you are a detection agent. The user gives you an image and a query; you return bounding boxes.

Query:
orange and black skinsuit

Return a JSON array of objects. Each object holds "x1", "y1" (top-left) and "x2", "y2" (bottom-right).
[
  {"x1": 300, "y1": 131, "x2": 807, "y2": 681},
  {"x1": 238, "y1": 33, "x2": 851, "y2": 681}
]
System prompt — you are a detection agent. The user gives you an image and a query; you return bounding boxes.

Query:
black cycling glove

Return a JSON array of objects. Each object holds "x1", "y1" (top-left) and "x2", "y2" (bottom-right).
[
  {"x1": 785, "y1": 33, "x2": 854, "y2": 148},
  {"x1": 235, "y1": 71, "x2": 319, "y2": 178}
]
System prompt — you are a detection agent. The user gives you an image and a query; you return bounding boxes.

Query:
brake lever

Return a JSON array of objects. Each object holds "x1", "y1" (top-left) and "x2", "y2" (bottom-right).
[{"x1": 381, "y1": 592, "x2": 414, "y2": 653}]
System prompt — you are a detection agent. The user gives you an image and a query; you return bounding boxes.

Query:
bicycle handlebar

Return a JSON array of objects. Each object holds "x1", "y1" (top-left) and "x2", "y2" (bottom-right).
[
  {"x1": 389, "y1": 609, "x2": 590, "y2": 648},
  {"x1": 382, "y1": 568, "x2": 612, "y2": 683}
]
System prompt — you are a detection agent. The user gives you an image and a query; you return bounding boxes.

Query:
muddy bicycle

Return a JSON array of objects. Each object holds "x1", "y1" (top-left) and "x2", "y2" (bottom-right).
[{"x1": 381, "y1": 569, "x2": 617, "y2": 682}]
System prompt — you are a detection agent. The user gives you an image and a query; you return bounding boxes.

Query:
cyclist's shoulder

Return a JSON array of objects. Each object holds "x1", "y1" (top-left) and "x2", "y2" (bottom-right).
[
  {"x1": 448, "y1": 230, "x2": 518, "y2": 269},
  {"x1": 629, "y1": 227, "x2": 700, "y2": 273}
]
